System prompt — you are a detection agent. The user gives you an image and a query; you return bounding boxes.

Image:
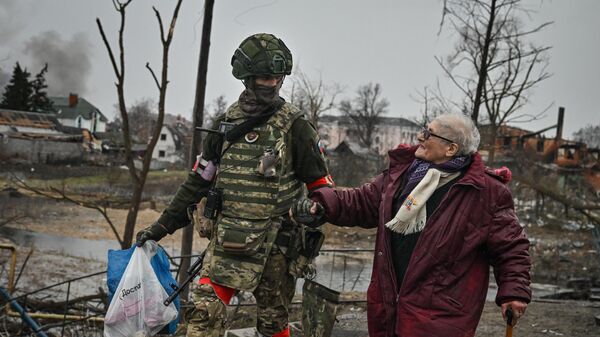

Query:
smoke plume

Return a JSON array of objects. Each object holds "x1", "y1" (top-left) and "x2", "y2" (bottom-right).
[{"x1": 23, "y1": 30, "x2": 92, "y2": 96}]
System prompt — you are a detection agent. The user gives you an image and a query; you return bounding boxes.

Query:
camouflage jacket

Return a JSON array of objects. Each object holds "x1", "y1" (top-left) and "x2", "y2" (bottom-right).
[{"x1": 158, "y1": 101, "x2": 330, "y2": 232}]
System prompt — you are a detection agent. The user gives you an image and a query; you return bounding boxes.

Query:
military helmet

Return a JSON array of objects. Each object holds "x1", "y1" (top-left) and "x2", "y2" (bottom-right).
[{"x1": 231, "y1": 33, "x2": 293, "y2": 80}]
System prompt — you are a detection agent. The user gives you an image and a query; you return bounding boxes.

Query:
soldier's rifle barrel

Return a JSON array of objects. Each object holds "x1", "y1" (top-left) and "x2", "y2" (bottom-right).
[{"x1": 164, "y1": 250, "x2": 207, "y2": 306}]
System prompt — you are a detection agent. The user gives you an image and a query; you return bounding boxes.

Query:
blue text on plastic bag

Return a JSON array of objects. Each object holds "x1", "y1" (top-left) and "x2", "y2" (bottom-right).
[{"x1": 107, "y1": 244, "x2": 180, "y2": 334}]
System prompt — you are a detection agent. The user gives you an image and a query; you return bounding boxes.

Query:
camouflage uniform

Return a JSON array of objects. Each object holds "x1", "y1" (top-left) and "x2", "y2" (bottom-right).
[{"x1": 152, "y1": 34, "x2": 332, "y2": 337}]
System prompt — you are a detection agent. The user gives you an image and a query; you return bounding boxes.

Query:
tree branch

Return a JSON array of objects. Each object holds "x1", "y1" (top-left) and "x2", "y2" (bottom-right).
[
  {"x1": 145, "y1": 62, "x2": 161, "y2": 90},
  {"x1": 95, "y1": 19, "x2": 121, "y2": 80},
  {"x1": 11, "y1": 177, "x2": 123, "y2": 246},
  {"x1": 152, "y1": 6, "x2": 166, "y2": 44}
]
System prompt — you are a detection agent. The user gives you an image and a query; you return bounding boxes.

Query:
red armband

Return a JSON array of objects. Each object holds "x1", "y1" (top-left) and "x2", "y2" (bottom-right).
[
  {"x1": 273, "y1": 326, "x2": 290, "y2": 337},
  {"x1": 199, "y1": 277, "x2": 235, "y2": 304},
  {"x1": 306, "y1": 175, "x2": 334, "y2": 192}
]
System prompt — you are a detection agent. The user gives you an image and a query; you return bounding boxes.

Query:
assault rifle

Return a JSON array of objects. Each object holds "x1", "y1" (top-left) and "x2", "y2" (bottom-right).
[{"x1": 164, "y1": 250, "x2": 207, "y2": 306}]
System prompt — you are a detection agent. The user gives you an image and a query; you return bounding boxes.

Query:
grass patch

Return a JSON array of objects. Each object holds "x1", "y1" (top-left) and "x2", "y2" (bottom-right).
[{"x1": 11, "y1": 169, "x2": 188, "y2": 189}]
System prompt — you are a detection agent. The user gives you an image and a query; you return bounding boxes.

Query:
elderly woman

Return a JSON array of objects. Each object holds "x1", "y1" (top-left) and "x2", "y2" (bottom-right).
[{"x1": 293, "y1": 113, "x2": 531, "y2": 337}]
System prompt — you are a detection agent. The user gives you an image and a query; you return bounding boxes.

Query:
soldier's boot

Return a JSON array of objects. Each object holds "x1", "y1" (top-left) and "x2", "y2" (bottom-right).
[
  {"x1": 255, "y1": 305, "x2": 292, "y2": 337},
  {"x1": 185, "y1": 283, "x2": 227, "y2": 337}
]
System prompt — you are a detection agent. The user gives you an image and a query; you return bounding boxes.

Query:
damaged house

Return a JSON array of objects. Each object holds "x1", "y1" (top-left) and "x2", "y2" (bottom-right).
[
  {"x1": 479, "y1": 107, "x2": 600, "y2": 195},
  {"x1": 0, "y1": 109, "x2": 84, "y2": 164},
  {"x1": 480, "y1": 107, "x2": 599, "y2": 168}
]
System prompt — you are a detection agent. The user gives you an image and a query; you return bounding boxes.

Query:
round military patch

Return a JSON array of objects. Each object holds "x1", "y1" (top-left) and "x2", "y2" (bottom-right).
[{"x1": 245, "y1": 131, "x2": 259, "y2": 143}]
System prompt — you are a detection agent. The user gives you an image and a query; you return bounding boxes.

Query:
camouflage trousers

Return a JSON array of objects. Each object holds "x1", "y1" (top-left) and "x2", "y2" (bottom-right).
[{"x1": 185, "y1": 247, "x2": 296, "y2": 337}]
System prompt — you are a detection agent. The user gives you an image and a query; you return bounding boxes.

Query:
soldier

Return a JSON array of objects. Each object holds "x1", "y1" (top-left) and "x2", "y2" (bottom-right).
[{"x1": 136, "y1": 33, "x2": 333, "y2": 337}]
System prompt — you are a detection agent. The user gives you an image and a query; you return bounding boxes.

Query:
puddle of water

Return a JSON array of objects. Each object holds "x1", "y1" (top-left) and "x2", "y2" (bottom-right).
[
  {"x1": 303, "y1": 252, "x2": 499, "y2": 301},
  {"x1": 295, "y1": 252, "x2": 373, "y2": 294},
  {"x1": 0, "y1": 226, "x2": 121, "y2": 262}
]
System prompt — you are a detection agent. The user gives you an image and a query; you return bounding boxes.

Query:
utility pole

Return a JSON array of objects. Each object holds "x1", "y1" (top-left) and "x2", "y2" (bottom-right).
[{"x1": 180, "y1": 0, "x2": 215, "y2": 301}]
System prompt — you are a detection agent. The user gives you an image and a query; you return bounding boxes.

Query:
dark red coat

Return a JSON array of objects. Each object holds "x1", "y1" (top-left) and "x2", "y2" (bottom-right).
[{"x1": 312, "y1": 145, "x2": 531, "y2": 337}]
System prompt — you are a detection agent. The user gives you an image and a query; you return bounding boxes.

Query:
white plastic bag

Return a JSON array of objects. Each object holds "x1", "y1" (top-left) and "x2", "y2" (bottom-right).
[{"x1": 104, "y1": 241, "x2": 178, "y2": 337}]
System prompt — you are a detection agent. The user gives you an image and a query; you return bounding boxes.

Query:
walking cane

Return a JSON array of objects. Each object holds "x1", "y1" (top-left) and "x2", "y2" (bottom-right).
[{"x1": 505, "y1": 308, "x2": 513, "y2": 337}]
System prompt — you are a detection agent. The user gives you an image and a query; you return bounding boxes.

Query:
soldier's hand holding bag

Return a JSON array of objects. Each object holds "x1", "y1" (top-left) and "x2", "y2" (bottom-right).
[{"x1": 104, "y1": 241, "x2": 177, "y2": 337}]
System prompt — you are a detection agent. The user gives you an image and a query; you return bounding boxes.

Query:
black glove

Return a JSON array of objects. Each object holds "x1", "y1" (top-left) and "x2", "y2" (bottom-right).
[
  {"x1": 291, "y1": 197, "x2": 325, "y2": 227},
  {"x1": 135, "y1": 222, "x2": 169, "y2": 247}
]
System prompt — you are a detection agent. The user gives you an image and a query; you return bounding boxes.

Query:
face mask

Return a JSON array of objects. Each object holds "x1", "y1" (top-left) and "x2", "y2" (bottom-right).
[
  {"x1": 238, "y1": 77, "x2": 284, "y2": 115},
  {"x1": 253, "y1": 84, "x2": 280, "y2": 105}
]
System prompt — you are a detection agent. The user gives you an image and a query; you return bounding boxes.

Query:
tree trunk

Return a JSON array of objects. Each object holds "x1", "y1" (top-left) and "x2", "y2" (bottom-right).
[
  {"x1": 122, "y1": 184, "x2": 144, "y2": 248},
  {"x1": 471, "y1": 0, "x2": 497, "y2": 125},
  {"x1": 487, "y1": 125, "x2": 497, "y2": 165}
]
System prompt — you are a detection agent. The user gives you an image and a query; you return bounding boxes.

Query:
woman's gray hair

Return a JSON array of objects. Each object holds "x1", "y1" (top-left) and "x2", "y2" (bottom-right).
[{"x1": 433, "y1": 113, "x2": 480, "y2": 155}]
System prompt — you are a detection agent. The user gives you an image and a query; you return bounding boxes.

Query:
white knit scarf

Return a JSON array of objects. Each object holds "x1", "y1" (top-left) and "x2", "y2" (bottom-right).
[{"x1": 385, "y1": 169, "x2": 460, "y2": 234}]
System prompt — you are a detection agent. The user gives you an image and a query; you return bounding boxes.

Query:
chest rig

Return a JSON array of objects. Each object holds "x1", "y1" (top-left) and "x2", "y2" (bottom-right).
[{"x1": 209, "y1": 102, "x2": 305, "y2": 291}]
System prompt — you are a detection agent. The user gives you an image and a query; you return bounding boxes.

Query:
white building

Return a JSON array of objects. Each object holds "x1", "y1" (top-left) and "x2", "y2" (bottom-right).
[
  {"x1": 50, "y1": 94, "x2": 108, "y2": 133},
  {"x1": 151, "y1": 125, "x2": 184, "y2": 165},
  {"x1": 318, "y1": 115, "x2": 421, "y2": 155}
]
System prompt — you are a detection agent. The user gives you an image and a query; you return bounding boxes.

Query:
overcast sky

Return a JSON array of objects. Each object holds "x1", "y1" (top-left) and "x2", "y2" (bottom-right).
[{"x1": 0, "y1": 0, "x2": 598, "y2": 138}]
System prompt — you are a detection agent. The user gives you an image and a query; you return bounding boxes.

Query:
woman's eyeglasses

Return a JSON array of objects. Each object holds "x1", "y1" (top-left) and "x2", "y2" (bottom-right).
[{"x1": 421, "y1": 127, "x2": 456, "y2": 144}]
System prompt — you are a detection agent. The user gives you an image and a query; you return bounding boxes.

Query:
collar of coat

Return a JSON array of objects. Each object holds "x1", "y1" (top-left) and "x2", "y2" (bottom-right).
[{"x1": 387, "y1": 144, "x2": 486, "y2": 190}]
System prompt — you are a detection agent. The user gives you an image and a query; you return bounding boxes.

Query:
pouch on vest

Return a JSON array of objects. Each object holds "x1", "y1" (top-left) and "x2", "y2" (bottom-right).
[
  {"x1": 215, "y1": 217, "x2": 271, "y2": 255},
  {"x1": 188, "y1": 197, "x2": 214, "y2": 239},
  {"x1": 301, "y1": 279, "x2": 340, "y2": 337}
]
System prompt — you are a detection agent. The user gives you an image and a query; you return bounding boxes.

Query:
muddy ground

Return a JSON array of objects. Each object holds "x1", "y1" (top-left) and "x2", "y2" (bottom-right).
[{"x1": 1, "y1": 165, "x2": 600, "y2": 336}]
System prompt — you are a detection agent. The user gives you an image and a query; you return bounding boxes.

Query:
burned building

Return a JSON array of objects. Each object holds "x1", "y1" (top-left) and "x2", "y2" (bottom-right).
[{"x1": 480, "y1": 107, "x2": 600, "y2": 168}]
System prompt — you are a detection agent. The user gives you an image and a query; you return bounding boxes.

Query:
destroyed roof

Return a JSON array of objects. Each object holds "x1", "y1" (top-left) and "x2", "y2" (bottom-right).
[
  {"x1": 50, "y1": 96, "x2": 108, "y2": 122},
  {"x1": 0, "y1": 109, "x2": 60, "y2": 131},
  {"x1": 334, "y1": 139, "x2": 373, "y2": 156}
]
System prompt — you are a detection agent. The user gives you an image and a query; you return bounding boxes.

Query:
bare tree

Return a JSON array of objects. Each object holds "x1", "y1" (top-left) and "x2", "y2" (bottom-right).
[
  {"x1": 574, "y1": 124, "x2": 600, "y2": 149},
  {"x1": 203, "y1": 95, "x2": 227, "y2": 128},
  {"x1": 96, "y1": 0, "x2": 184, "y2": 248},
  {"x1": 289, "y1": 69, "x2": 342, "y2": 130},
  {"x1": 513, "y1": 170, "x2": 600, "y2": 225},
  {"x1": 12, "y1": 177, "x2": 125, "y2": 245},
  {"x1": 127, "y1": 98, "x2": 156, "y2": 144},
  {"x1": 438, "y1": 0, "x2": 552, "y2": 163},
  {"x1": 410, "y1": 83, "x2": 453, "y2": 126},
  {"x1": 339, "y1": 83, "x2": 389, "y2": 151}
]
